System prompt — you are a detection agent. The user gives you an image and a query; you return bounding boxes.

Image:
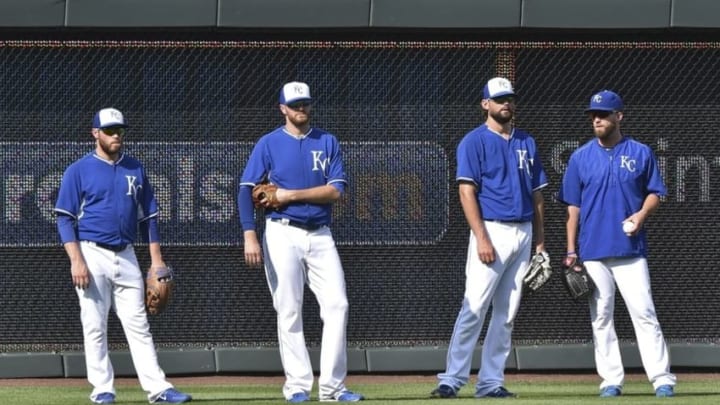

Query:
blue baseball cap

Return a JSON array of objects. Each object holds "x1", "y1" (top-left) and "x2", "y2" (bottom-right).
[
  {"x1": 585, "y1": 90, "x2": 623, "y2": 112},
  {"x1": 483, "y1": 77, "x2": 516, "y2": 99},
  {"x1": 279, "y1": 81, "x2": 312, "y2": 105},
  {"x1": 92, "y1": 108, "x2": 129, "y2": 128}
]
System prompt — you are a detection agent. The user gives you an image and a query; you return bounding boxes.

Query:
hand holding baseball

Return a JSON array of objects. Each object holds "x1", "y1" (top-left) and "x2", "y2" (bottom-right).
[{"x1": 622, "y1": 220, "x2": 636, "y2": 235}]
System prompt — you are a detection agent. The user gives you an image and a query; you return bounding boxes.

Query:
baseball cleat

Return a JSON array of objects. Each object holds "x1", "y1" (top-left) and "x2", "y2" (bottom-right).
[
  {"x1": 152, "y1": 388, "x2": 192, "y2": 403},
  {"x1": 287, "y1": 392, "x2": 310, "y2": 403},
  {"x1": 476, "y1": 386, "x2": 517, "y2": 398},
  {"x1": 92, "y1": 392, "x2": 116, "y2": 404},
  {"x1": 320, "y1": 390, "x2": 364, "y2": 402},
  {"x1": 655, "y1": 385, "x2": 675, "y2": 397},
  {"x1": 430, "y1": 384, "x2": 458, "y2": 398},
  {"x1": 599, "y1": 385, "x2": 622, "y2": 397}
]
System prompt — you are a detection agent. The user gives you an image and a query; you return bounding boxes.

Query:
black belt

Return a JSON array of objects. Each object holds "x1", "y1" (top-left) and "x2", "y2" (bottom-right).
[
  {"x1": 486, "y1": 218, "x2": 527, "y2": 224},
  {"x1": 271, "y1": 218, "x2": 324, "y2": 231},
  {"x1": 94, "y1": 242, "x2": 128, "y2": 252}
]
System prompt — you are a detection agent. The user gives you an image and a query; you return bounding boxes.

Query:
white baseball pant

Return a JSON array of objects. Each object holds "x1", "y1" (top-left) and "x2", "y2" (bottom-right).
[
  {"x1": 584, "y1": 257, "x2": 676, "y2": 390},
  {"x1": 77, "y1": 241, "x2": 173, "y2": 402},
  {"x1": 262, "y1": 219, "x2": 350, "y2": 400},
  {"x1": 438, "y1": 220, "x2": 531, "y2": 395}
]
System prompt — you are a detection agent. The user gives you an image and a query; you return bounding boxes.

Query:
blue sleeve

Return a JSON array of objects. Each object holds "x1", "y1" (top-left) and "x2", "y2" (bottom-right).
[
  {"x1": 531, "y1": 141, "x2": 549, "y2": 190},
  {"x1": 139, "y1": 166, "x2": 159, "y2": 221},
  {"x1": 329, "y1": 181, "x2": 346, "y2": 194},
  {"x1": 56, "y1": 213, "x2": 77, "y2": 244},
  {"x1": 139, "y1": 217, "x2": 160, "y2": 243},
  {"x1": 240, "y1": 139, "x2": 270, "y2": 186},
  {"x1": 645, "y1": 149, "x2": 667, "y2": 197},
  {"x1": 238, "y1": 185, "x2": 257, "y2": 231},
  {"x1": 54, "y1": 165, "x2": 80, "y2": 217},
  {"x1": 558, "y1": 154, "x2": 582, "y2": 206},
  {"x1": 456, "y1": 135, "x2": 481, "y2": 186},
  {"x1": 326, "y1": 137, "x2": 347, "y2": 194}
]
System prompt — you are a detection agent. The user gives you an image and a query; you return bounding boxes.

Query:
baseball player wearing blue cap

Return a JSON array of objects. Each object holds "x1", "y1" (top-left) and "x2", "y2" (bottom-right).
[
  {"x1": 54, "y1": 108, "x2": 192, "y2": 404},
  {"x1": 557, "y1": 90, "x2": 676, "y2": 398},
  {"x1": 431, "y1": 77, "x2": 548, "y2": 399},
  {"x1": 238, "y1": 82, "x2": 363, "y2": 403}
]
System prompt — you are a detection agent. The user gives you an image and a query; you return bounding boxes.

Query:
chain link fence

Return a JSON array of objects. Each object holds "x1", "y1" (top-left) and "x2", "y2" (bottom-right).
[{"x1": 1, "y1": 40, "x2": 719, "y2": 351}]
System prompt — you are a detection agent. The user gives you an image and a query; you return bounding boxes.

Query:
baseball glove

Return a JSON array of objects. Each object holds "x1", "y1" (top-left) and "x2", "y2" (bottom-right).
[
  {"x1": 145, "y1": 266, "x2": 175, "y2": 315},
  {"x1": 561, "y1": 256, "x2": 595, "y2": 301},
  {"x1": 252, "y1": 183, "x2": 281, "y2": 209},
  {"x1": 523, "y1": 251, "x2": 553, "y2": 294}
]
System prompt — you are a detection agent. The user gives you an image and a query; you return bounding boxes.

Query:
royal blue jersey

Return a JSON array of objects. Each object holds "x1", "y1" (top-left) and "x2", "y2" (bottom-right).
[
  {"x1": 557, "y1": 136, "x2": 667, "y2": 260},
  {"x1": 239, "y1": 127, "x2": 347, "y2": 229},
  {"x1": 54, "y1": 152, "x2": 159, "y2": 245},
  {"x1": 456, "y1": 124, "x2": 548, "y2": 222}
]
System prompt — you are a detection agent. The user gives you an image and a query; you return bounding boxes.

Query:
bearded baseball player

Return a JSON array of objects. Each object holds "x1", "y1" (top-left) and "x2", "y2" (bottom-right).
[
  {"x1": 557, "y1": 90, "x2": 676, "y2": 398},
  {"x1": 432, "y1": 77, "x2": 548, "y2": 399},
  {"x1": 238, "y1": 82, "x2": 363, "y2": 403},
  {"x1": 54, "y1": 108, "x2": 191, "y2": 404}
]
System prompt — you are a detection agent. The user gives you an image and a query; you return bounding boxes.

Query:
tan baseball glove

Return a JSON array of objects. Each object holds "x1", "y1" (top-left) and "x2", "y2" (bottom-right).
[
  {"x1": 145, "y1": 266, "x2": 175, "y2": 315},
  {"x1": 252, "y1": 183, "x2": 281, "y2": 209}
]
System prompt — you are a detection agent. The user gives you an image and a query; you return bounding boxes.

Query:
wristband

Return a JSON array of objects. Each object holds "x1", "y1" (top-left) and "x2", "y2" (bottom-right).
[{"x1": 566, "y1": 251, "x2": 577, "y2": 256}]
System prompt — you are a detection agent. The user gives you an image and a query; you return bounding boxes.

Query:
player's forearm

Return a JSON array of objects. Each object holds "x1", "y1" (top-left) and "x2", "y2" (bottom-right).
[
  {"x1": 565, "y1": 206, "x2": 580, "y2": 254},
  {"x1": 532, "y1": 190, "x2": 546, "y2": 250},
  {"x1": 459, "y1": 187, "x2": 489, "y2": 241},
  {"x1": 148, "y1": 242, "x2": 164, "y2": 267},
  {"x1": 63, "y1": 241, "x2": 84, "y2": 263},
  {"x1": 638, "y1": 193, "x2": 661, "y2": 219},
  {"x1": 280, "y1": 185, "x2": 340, "y2": 204}
]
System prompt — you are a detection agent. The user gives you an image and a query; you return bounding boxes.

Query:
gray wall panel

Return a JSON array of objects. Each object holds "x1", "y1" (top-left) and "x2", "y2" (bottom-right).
[
  {"x1": 6, "y1": 0, "x2": 720, "y2": 29},
  {"x1": 672, "y1": 0, "x2": 720, "y2": 27},
  {"x1": 66, "y1": 0, "x2": 217, "y2": 27},
  {"x1": 371, "y1": 0, "x2": 521, "y2": 28},
  {"x1": 2, "y1": 345, "x2": 720, "y2": 378},
  {"x1": 63, "y1": 352, "x2": 136, "y2": 377},
  {"x1": 365, "y1": 346, "x2": 516, "y2": 372},
  {"x1": 0, "y1": 0, "x2": 65, "y2": 27},
  {"x1": 157, "y1": 349, "x2": 216, "y2": 375},
  {"x1": 218, "y1": 0, "x2": 370, "y2": 27},
  {"x1": 515, "y1": 344, "x2": 596, "y2": 370},
  {"x1": 522, "y1": 0, "x2": 671, "y2": 28},
  {"x1": 0, "y1": 353, "x2": 63, "y2": 378}
]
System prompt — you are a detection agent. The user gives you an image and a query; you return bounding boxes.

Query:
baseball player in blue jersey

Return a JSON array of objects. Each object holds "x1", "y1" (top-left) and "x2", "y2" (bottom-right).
[
  {"x1": 557, "y1": 90, "x2": 676, "y2": 398},
  {"x1": 238, "y1": 82, "x2": 363, "y2": 403},
  {"x1": 54, "y1": 108, "x2": 191, "y2": 404},
  {"x1": 432, "y1": 77, "x2": 548, "y2": 399}
]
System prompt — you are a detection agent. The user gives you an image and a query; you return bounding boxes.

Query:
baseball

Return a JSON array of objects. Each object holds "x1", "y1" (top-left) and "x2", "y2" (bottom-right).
[{"x1": 622, "y1": 221, "x2": 635, "y2": 234}]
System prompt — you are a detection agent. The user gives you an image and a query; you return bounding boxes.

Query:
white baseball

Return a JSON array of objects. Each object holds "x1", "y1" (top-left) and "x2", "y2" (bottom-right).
[{"x1": 622, "y1": 221, "x2": 635, "y2": 234}]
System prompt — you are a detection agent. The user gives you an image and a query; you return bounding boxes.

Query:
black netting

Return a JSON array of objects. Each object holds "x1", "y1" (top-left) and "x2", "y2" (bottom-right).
[{"x1": 1, "y1": 41, "x2": 719, "y2": 352}]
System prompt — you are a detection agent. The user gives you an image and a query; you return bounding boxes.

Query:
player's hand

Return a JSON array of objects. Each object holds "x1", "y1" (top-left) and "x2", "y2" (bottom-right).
[
  {"x1": 476, "y1": 236, "x2": 496, "y2": 264},
  {"x1": 243, "y1": 231, "x2": 263, "y2": 268},
  {"x1": 71, "y1": 261, "x2": 90, "y2": 289},
  {"x1": 623, "y1": 213, "x2": 644, "y2": 236}
]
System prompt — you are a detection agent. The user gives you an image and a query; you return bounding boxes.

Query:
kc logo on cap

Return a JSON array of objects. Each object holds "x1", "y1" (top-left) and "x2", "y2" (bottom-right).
[
  {"x1": 93, "y1": 107, "x2": 129, "y2": 129},
  {"x1": 483, "y1": 77, "x2": 516, "y2": 99},
  {"x1": 586, "y1": 90, "x2": 623, "y2": 112},
  {"x1": 279, "y1": 81, "x2": 312, "y2": 105}
]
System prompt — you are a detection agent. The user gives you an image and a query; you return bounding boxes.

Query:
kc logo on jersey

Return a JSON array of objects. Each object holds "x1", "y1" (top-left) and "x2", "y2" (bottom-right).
[
  {"x1": 516, "y1": 149, "x2": 535, "y2": 177},
  {"x1": 620, "y1": 155, "x2": 637, "y2": 172},
  {"x1": 126, "y1": 175, "x2": 143, "y2": 202},
  {"x1": 311, "y1": 150, "x2": 330, "y2": 176}
]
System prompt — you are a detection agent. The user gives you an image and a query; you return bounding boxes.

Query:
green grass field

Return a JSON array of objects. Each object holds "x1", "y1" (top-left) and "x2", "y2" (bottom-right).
[{"x1": 1, "y1": 377, "x2": 719, "y2": 405}]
